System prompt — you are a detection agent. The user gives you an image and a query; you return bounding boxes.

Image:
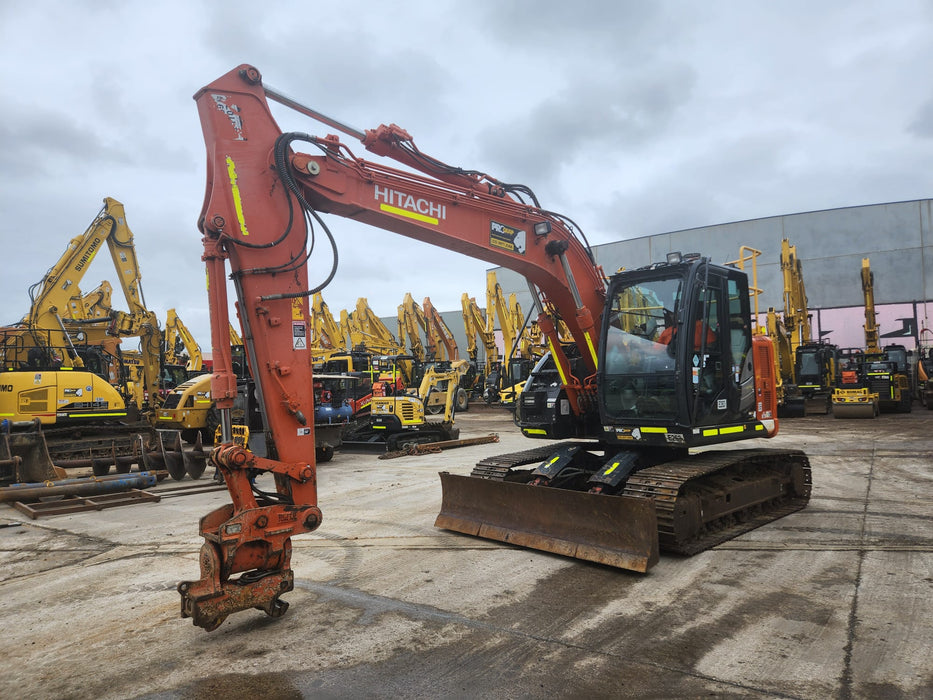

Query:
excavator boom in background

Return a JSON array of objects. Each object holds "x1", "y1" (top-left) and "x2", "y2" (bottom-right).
[
  {"x1": 179, "y1": 65, "x2": 811, "y2": 630},
  {"x1": 164, "y1": 308, "x2": 203, "y2": 373},
  {"x1": 0, "y1": 198, "x2": 195, "y2": 483},
  {"x1": 422, "y1": 297, "x2": 459, "y2": 363},
  {"x1": 397, "y1": 293, "x2": 427, "y2": 362}
]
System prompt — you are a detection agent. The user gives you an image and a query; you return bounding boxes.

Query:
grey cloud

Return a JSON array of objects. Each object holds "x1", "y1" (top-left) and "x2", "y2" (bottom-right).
[
  {"x1": 0, "y1": 105, "x2": 124, "y2": 176},
  {"x1": 478, "y1": 1, "x2": 673, "y2": 52},
  {"x1": 200, "y1": 10, "x2": 454, "y2": 133},
  {"x1": 908, "y1": 97, "x2": 933, "y2": 138},
  {"x1": 473, "y1": 62, "x2": 696, "y2": 195}
]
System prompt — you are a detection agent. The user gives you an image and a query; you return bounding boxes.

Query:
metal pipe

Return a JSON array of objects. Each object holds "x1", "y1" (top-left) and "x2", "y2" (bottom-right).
[
  {"x1": 52, "y1": 454, "x2": 139, "y2": 470},
  {"x1": 264, "y1": 84, "x2": 366, "y2": 142},
  {"x1": 0, "y1": 471, "x2": 159, "y2": 490},
  {"x1": 556, "y1": 252, "x2": 584, "y2": 310},
  {"x1": 53, "y1": 312, "x2": 81, "y2": 360},
  {"x1": 0, "y1": 473, "x2": 157, "y2": 502},
  {"x1": 526, "y1": 281, "x2": 544, "y2": 316}
]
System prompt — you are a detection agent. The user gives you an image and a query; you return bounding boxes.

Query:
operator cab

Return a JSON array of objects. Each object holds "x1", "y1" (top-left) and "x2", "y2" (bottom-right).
[
  {"x1": 598, "y1": 254, "x2": 758, "y2": 446},
  {"x1": 795, "y1": 342, "x2": 838, "y2": 389}
]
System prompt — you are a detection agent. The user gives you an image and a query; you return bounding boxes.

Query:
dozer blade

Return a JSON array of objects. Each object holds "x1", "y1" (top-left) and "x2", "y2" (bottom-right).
[{"x1": 435, "y1": 472, "x2": 659, "y2": 572}]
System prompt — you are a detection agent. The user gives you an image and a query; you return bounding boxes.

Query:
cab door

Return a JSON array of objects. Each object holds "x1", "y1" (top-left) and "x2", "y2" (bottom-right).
[{"x1": 688, "y1": 269, "x2": 752, "y2": 425}]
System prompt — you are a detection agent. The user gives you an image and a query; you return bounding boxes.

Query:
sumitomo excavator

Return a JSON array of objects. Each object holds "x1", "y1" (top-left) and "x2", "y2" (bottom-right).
[{"x1": 178, "y1": 64, "x2": 811, "y2": 630}]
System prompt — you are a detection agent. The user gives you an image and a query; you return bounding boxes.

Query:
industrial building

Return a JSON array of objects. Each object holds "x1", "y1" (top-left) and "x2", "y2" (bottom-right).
[{"x1": 489, "y1": 198, "x2": 933, "y2": 353}]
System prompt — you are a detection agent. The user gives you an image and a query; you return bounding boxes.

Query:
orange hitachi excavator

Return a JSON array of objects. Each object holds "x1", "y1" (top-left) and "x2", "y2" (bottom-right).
[{"x1": 178, "y1": 64, "x2": 811, "y2": 630}]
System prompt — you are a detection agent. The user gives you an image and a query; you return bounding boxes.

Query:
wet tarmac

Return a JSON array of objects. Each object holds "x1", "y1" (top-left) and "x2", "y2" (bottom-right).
[{"x1": 1, "y1": 405, "x2": 931, "y2": 699}]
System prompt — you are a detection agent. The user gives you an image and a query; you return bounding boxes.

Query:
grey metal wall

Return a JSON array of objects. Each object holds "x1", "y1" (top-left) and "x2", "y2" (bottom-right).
[{"x1": 492, "y1": 198, "x2": 933, "y2": 320}]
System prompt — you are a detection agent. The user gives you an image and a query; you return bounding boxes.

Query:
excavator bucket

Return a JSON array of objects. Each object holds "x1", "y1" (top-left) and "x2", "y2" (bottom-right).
[
  {"x1": 5, "y1": 426, "x2": 62, "y2": 484},
  {"x1": 435, "y1": 472, "x2": 659, "y2": 572}
]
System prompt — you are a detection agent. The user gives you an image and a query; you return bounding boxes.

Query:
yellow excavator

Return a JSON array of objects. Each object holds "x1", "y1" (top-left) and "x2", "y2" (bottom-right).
[
  {"x1": 422, "y1": 296, "x2": 472, "y2": 412},
  {"x1": 422, "y1": 297, "x2": 459, "y2": 363},
  {"x1": 347, "y1": 356, "x2": 470, "y2": 451},
  {"x1": 397, "y1": 292, "x2": 428, "y2": 363},
  {"x1": 346, "y1": 297, "x2": 405, "y2": 356},
  {"x1": 164, "y1": 308, "x2": 203, "y2": 373},
  {"x1": 735, "y1": 241, "x2": 809, "y2": 417},
  {"x1": 309, "y1": 292, "x2": 348, "y2": 362},
  {"x1": 0, "y1": 197, "x2": 193, "y2": 482},
  {"x1": 397, "y1": 293, "x2": 470, "y2": 413},
  {"x1": 461, "y1": 292, "x2": 501, "y2": 403},
  {"x1": 833, "y1": 258, "x2": 883, "y2": 418},
  {"x1": 486, "y1": 270, "x2": 540, "y2": 405}
]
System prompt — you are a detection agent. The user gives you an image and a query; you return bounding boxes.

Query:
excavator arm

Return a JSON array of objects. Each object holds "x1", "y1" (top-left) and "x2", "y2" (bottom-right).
[
  {"x1": 461, "y1": 293, "x2": 500, "y2": 372},
  {"x1": 487, "y1": 271, "x2": 517, "y2": 363},
  {"x1": 181, "y1": 64, "x2": 606, "y2": 630},
  {"x1": 398, "y1": 292, "x2": 427, "y2": 362},
  {"x1": 862, "y1": 257, "x2": 879, "y2": 352},
  {"x1": 201, "y1": 66, "x2": 603, "y2": 387},
  {"x1": 7, "y1": 198, "x2": 138, "y2": 368},
  {"x1": 76, "y1": 280, "x2": 114, "y2": 320},
  {"x1": 179, "y1": 64, "x2": 813, "y2": 630},
  {"x1": 310, "y1": 292, "x2": 348, "y2": 358},
  {"x1": 349, "y1": 298, "x2": 404, "y2": 356},
  {"x1": 165, "y1": 308, "x2": 204, "y2": 373},
  {"x1": 781, "y1": 239, "x2": 811, "y2": 354},
  {"x1": 423, "y1": 297, "x2": 459, "y2": 362}
]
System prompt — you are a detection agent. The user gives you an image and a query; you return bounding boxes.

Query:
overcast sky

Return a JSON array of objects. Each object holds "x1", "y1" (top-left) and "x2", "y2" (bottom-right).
[{"x1": 2, "y1": 1, "x2": 931, "y2": 351}]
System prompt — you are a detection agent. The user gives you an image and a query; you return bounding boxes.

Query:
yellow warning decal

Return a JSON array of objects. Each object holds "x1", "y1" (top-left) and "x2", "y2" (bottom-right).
[
  {"x1": 583, "y1": 332, "x2": 598, "y2": 369},
  {"x1": 69, "y1": 412, "x2": 128, "y2": 419},
  {"x1": 379, "y1": 203, "x2": 439, "y2": 225},
  {"x1": 640, "y1": 427, "x2": 668, "y2": 434},
  {"x1": 225, "y1": 156, "x2": 249, "y2": 236},
  {"x1": 546, "y1": 338, "x2": 569, "y2": 386},
  {"x1": 703, "y1": 425, "x2": 752, "y2": 437},
  {"x1": 524, "y1": 428, "x2": 548, "y2": 435}
]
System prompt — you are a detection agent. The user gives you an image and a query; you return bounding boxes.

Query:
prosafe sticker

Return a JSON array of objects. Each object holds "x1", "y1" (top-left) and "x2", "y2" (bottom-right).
[{"x1": 490, "y1": 221, "x2": 526, "y2": 254}]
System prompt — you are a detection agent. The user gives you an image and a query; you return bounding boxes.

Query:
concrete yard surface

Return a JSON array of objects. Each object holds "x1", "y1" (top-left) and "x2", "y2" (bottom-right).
[{"x1": 1, "y1": 407, "x2": 931, "y2": 699}]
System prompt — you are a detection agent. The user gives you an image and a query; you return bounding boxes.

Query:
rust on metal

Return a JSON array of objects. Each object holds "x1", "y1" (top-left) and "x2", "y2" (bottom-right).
[
  {"x1": 12, "y1": 488, "x2": 160, "y2": 518},
  {"x1": 379, "y1": 433, "x2": 500, "y2": 460},
  {"x1": 135, "y1": 430, "x2": 208, "y2": 480},
  {"x1": 178, "y1": 445, "x2": 323, "y2": 631},
  {"x1": 3, "y1": 428, "x2": 58, "y2": 484},
  {"x1": 435, "y1": 472, "x2": 659, "y2": 572},
  {"x1": 178, "y1": 536, "x2": 295, "y2": 632}
]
